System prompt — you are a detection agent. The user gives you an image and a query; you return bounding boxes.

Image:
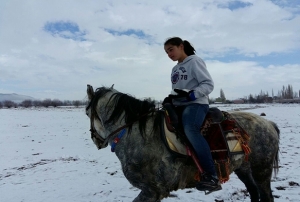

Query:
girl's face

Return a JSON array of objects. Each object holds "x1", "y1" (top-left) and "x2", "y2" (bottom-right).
[{"x1": 164, "y1": 43, "x2": 186, "y2": 62}]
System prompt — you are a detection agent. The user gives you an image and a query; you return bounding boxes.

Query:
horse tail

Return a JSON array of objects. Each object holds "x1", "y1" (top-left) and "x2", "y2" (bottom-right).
[{"x1": 271, "y1": 121, "x2": 280, "y2": 177}]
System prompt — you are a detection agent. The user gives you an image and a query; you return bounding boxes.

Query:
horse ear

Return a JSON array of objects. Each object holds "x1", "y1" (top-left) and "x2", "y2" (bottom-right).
[
  {"x1": 110, "y1": 84, "x2": 114, "y2": 89},
  {"x1": 87, "y1": 84, "x2": 94, "y2": 100}
]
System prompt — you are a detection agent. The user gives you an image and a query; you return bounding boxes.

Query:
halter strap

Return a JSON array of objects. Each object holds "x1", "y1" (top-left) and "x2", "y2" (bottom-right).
[{"x1": 111, "y1": 129, "x2": 126, "y2": 152}]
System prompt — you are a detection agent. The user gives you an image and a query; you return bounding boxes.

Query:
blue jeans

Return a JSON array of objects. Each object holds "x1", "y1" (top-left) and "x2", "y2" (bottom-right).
[{"x1": 181, "y1": 104, "x2": 217, "y2": 176}]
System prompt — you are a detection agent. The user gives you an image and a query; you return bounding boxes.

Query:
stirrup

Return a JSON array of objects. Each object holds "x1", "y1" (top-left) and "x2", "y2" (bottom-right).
[
  {"x1": 196, "y1": 183, "x2": 222, "y2": 194},
  {"x1": 204, "y1": 185, "x2": 222, "y2": 195}
]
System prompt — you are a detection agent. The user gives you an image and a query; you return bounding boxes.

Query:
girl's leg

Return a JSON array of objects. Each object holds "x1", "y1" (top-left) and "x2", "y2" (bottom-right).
[{"x1": 182, "y1": 104, "x2": 216, "y2": 176}]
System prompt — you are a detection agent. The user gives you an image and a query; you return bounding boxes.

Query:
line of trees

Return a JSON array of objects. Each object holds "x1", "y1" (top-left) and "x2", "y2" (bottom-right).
[
  {"x1": 0, "y1": 99, "x2": 87, "y2": 109},
  {"x1": 276, "y1": 84, "x2": 298, "y2": 99},
  {"x1": 1, "y1": 84, "x2": 299, "y2": 108},
  {"x1": 212, "y1": 84, "x2": 299, "y2": 104},
  {"x1": 247, "y1": 84, "x2": 299, "y2": 103}
]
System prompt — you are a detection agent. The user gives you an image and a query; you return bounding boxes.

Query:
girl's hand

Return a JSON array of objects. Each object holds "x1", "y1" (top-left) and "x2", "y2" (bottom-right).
[{"x1": 173, "y1": 89, "x2": 197, "y2": 101}]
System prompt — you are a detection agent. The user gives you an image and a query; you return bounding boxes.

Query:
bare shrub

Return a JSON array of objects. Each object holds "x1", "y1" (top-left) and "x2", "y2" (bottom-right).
[
  {"x1": 32, "y1": 100, "x2": 42, "y2": 107},
  {"x1": 63, "y1": 100, "x2": 72, "y2": 106},
  {"x1": 51, "y1": 99, "x2": 63, "y2": 107},
  {"x1": 42, "y1": 99, "x2": 52, "y2": 108},
  {"x1": 21, "y1": 99, "x2": 32, "y2": 108},
  {"x1": 3, "y1": 100, "x2": 17, "y2": 108},
  {"x1": 72, "y1": 100, "x2": 81, "y2": 107}
]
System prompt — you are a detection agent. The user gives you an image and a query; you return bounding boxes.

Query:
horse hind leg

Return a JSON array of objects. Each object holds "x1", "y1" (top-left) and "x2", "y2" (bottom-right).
[
  {"x1": 250, "y1": 137, "x2": 278, "y2": 201},
  {"x1": 251, "y1": 164, "x2": 274, "y2": 202},
  {"x1": 234, "y1": 166, "x2": 260, "y2": 202}
]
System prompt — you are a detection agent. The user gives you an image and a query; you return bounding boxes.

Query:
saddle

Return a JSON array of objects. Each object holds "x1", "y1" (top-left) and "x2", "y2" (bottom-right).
[{"x1": 161, "y1": 104, "x2": 251, "y2": 183}]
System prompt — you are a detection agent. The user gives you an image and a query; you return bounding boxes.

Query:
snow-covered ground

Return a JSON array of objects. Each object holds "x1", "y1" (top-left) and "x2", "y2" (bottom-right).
[{"x1": 1, "y1": 104, "x2": 299, "y2": 202}]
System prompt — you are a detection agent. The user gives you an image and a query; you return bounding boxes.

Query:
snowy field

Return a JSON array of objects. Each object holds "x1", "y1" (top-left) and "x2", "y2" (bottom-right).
[{"x1": 1, "y1": 104, "x2": 300, "y2": 202}]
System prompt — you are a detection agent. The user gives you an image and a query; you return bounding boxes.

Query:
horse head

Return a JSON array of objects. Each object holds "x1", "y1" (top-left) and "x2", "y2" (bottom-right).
[
  {"x1": 86, "y1": 84, "x2": 115, "y2": 149},
  {"x1": 86, "y1": 84, "x2": 157, "y2": 150}
]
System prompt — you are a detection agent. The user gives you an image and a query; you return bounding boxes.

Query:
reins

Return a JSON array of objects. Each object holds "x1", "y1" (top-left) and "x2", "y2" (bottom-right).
[{"x1": 112, "y1": 109, "x2": 159, "y2": 136}]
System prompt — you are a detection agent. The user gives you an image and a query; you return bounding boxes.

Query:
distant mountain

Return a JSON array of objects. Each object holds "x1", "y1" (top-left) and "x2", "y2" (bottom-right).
[{"x1": 0, "y1": 93, "x2": 36, "y2": 103}]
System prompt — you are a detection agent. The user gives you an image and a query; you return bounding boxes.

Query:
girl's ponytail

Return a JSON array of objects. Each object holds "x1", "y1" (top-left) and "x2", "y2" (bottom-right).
[
  {"x1": 183, "y1": 40, "x2": 195, "y2": 56},
  {"x1": 164, "y1": 37, "x2": 195, "y2": 56}
]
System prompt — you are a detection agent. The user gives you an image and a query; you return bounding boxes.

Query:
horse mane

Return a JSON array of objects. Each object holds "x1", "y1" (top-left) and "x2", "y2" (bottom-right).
[{"x1": 91, "y1": 87, "x2": 159, "y2": 135}]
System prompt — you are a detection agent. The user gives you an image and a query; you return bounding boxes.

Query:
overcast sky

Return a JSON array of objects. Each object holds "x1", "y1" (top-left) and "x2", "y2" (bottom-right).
[{"x1": 0, "y1": 0, "x2": 299, "y2": 101}]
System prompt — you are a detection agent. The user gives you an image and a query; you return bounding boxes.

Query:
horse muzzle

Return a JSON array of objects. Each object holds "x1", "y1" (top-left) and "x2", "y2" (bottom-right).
[{"x1": 90, "y1": 129, "x2": 108, "y2": 149}]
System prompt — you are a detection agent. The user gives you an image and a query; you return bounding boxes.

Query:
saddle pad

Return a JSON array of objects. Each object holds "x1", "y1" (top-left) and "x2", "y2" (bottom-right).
[{"x1": 163, "y1": 118, "x2": 187, "y2": 155}]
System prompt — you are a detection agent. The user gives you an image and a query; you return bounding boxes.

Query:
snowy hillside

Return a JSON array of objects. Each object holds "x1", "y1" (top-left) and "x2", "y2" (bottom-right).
[{"x1": 0, "y1": 93, "x2": 36, "y2": 103}]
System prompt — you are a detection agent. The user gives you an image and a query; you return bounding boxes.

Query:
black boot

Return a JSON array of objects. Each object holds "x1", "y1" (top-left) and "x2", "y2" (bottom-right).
[{"x1": 196, "y1": 174, "x2": 222, "y2": 195}]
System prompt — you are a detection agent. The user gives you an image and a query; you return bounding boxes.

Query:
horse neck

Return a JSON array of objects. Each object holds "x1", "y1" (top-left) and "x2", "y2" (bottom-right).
[{"x1": 105, "y1": 111, "x2": 126, "y2": 133}]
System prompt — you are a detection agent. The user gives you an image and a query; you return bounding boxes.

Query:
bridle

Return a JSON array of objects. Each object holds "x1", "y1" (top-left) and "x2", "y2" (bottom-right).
[
  {"x1": 86, "y1": 101, "x2": 106, "y2": 149},
  {"x1": 86, "y1": 99, "x2": 159, "y2": 150}
]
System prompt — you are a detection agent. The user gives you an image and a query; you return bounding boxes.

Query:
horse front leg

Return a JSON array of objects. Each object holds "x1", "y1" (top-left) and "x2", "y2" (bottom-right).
[{"x1": 132, "y1": 190, "x2": 161, "y2": 202}]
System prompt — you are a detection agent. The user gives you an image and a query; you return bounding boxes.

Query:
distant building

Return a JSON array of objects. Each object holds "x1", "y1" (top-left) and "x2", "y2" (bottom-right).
[
  {"x1": 232, "y1": 99, "x2": 245, "y2": 104},
  {"x1": 264, "y1": 97, "x2": 273, "y2": 103},
  {"x1": 277, "y1": 98, "x2": 300, "y2": 103}
]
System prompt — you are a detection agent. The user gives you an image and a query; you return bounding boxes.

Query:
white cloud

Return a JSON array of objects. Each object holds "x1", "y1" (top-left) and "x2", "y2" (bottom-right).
[
  {"x1": 208, "y1": 61, "x2": 300, "y2": 99},
  {"x1": 0, "y1": 0, "x2": 299, "y2": 101}
]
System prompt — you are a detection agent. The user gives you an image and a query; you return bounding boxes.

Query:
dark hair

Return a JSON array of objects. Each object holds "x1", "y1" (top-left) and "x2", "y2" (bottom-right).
[{"x1": 164, "y1": 37, "x2": 195, "y2": 56}]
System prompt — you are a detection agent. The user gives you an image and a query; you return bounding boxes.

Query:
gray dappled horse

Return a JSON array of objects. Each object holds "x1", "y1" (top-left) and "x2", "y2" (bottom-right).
[{"x1": 85, "y1": 85, "x2": 280, "y2": 202}]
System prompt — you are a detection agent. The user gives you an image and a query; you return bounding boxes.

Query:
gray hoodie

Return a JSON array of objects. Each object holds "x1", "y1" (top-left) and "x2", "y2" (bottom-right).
[{"x1": 170, "y1": 55, "x2": 214, "y2": 106}]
